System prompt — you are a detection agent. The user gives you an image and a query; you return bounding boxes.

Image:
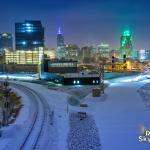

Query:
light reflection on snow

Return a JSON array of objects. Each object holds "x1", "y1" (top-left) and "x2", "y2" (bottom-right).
[
  {"x1": 0, "y1": 73, "x2": 38, "y2": 80},
  {"x1": 107, "y1": 73, "x2": 150, "y2": 87},
  {"x1": 121, "y1": 75, "x2": 146, "y2": 82}
]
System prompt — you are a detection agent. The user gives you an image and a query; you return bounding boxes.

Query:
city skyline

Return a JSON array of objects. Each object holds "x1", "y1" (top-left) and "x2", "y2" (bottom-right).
[{"x1": 0, "y1": 0, "x2": 150, "y2": 49}]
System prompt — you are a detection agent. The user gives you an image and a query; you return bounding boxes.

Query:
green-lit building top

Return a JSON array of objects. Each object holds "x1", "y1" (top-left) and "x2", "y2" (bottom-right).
[{"x1": 120, "y1": 30, "x2": 134, "y2": 58}]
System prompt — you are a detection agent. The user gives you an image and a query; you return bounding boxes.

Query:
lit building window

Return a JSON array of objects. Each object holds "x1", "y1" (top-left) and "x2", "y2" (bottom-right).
[
  {"x1": 33, "y1": 41, "x2": 38, "y2": 44},
  {"x1": 22, "y1": 41, "x2": 26, "y2": 45},
  {"x1": 26, "y1": 26, "x2": 32, "y2": 29},
  {"x1": 26, "y1": 23, "x2": 32, "y2": 27},
  {"x1": 26, "y1": 29, "x2": 33, "y2": 33}
]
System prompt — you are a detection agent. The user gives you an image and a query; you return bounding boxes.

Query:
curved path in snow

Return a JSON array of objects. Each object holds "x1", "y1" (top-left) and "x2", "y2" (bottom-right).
[{"x1": 5, "y1": 83, "x2": 53, "y2": 150}]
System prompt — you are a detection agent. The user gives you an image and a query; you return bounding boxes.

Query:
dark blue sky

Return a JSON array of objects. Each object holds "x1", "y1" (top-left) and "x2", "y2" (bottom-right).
[{"x1": 0, "y1": 0, "x2": 150, "y2": 49}]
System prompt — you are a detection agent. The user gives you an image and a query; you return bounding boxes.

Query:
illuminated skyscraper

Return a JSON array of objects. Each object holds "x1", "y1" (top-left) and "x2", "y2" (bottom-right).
[
  {"x1": 57, "y1": 27, "x2": 64, "y2": 47},
  {"x1": 15, "y1": 20, "x2": 44, "y2": 50},
  {"x1": 56, "y1": 27, "x2": 66, "y2": 59},
  {"x1": 0, "y1": 33, "x2": 13, "y2": 50},
  {"x1": 120, "y1": 30, "x2": 133, "y2": 58}
]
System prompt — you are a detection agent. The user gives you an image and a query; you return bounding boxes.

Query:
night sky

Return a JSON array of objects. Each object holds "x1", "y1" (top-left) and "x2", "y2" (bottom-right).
[{"x1": 0, "y1": 0, "x2": 150, "y2": 49}]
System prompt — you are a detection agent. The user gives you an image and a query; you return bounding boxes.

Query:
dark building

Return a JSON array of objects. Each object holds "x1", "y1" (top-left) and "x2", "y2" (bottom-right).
[
  {"x1": 42, "y1": 59, "x2": 99, "y2": 85},
  {"x1": 43, "y1": 59, "x2": 77, "y2": 73},
  {"x1": 0, "y1": 33, "x2": 13, "y2": 50},
  {"x1": 15, "y1": 20, "x2": 44, "y2": 50},
  {"x1": 63, "y1": 76, "x2": 100, "y2": 85}
]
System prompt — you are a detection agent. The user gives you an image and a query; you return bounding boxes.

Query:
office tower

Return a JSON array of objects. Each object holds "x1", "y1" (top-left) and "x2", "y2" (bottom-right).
[
  {"x1": 0, "y1": 33, "x2": 13, "y2": 50},
  {"x1": 138, "y1": 49, "x2": 150, "y2": 62},
  {"x1": 81, "y1": 46, "x2": 95, "y2": 63},
  {"x1": 120, "y1": 30, "x2": 133, "y2": 58},
  {"x1": 65, "y1": 44, "x2": 79, "y2": 60},
  {"x1": 15, "y1": 20, "x2": 44, "y2": 50},
  {"x1": 97, "y1": 43, "x2": 110, "y2": 58},
  {"x1": 57, "y1": 27, "x2": 64, "y2": 47},
  {"x1": 56, "y1": 27, "x2": 66, "y2": 59}
]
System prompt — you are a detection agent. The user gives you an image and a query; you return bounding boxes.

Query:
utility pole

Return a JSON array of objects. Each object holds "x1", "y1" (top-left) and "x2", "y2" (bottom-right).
[
  {"x1": 2, "y1": 79, "x2": 10, "y2": 126},
  {"x1": 112, "y1": 56, "x2": 115, "y2": 70},
  {"x1": 66, "y1": 97, "x2": 69, "y2": 114},
  {"x1": 99, "y1": 59, "x2": 105, "y2": 94},
  {"x1": 1, "y1": 51, "x2": 10, "y2": 126},
  {"x1": 0, "y1": 84, "x2": 3, "y2": 137}
]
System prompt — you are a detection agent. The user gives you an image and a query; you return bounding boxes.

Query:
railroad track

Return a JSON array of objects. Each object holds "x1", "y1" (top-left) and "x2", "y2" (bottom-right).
[{"x1": 10, "y1": 82, "x2": 53, "y2": 150}]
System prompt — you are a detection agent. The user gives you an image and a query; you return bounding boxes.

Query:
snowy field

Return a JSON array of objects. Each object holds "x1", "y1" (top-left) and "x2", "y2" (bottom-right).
[
  {"x1": 83, "y1": 76, "x2": 150, "y2": 150},
  {"x1": 138, "y1": 83, "x2": 150, "y2": 107},
  {"x1": 49, "y1": 85, "x2": 99, "y2": 105},
  {"x1": 0, "y1": 73, "x2": 150, "y2": 150}
]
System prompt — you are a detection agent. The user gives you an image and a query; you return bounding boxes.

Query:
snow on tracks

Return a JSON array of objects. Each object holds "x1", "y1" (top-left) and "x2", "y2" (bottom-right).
[{"x1": 7, "y1": 83, "x2": 53, "y2": 150}]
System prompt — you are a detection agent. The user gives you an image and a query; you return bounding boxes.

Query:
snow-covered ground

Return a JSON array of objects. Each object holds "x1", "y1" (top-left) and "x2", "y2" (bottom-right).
[
  {"x1": 138, "y1": 83, "x2": 150, "y2": 108},
  {"x1": 83, "y1": 76, "x2": 150, "y2": 150},
  {"x1": 11, "y1": 81, "x2": 70, "y2": 150},
  {"x1": 0, "y1": 73, "x2": 150, "y2": 150},
  {"x1": 0, "y1": 86, "x2": 31, "y2": 149},
  {"x1": 0, "y1": 80, "x2": 70, "y2": 150},
  {"x1": 48, "y1": 73, "x2": 150, "y2": 150},
  {"x1": 0, "y1": 73, "x2": 38, "y2": 80}
]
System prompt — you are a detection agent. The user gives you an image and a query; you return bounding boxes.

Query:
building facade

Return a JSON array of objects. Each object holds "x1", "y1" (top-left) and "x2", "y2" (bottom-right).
[
  {"x1": 5, "y1": 47, "x2": 44, "y2": 64},
  {"x1": 0, "y1": 33, "x2": 13, "y2": 50},
  {"x1": 15, "y1": 20, "x2": 44, "y2": 50}
]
